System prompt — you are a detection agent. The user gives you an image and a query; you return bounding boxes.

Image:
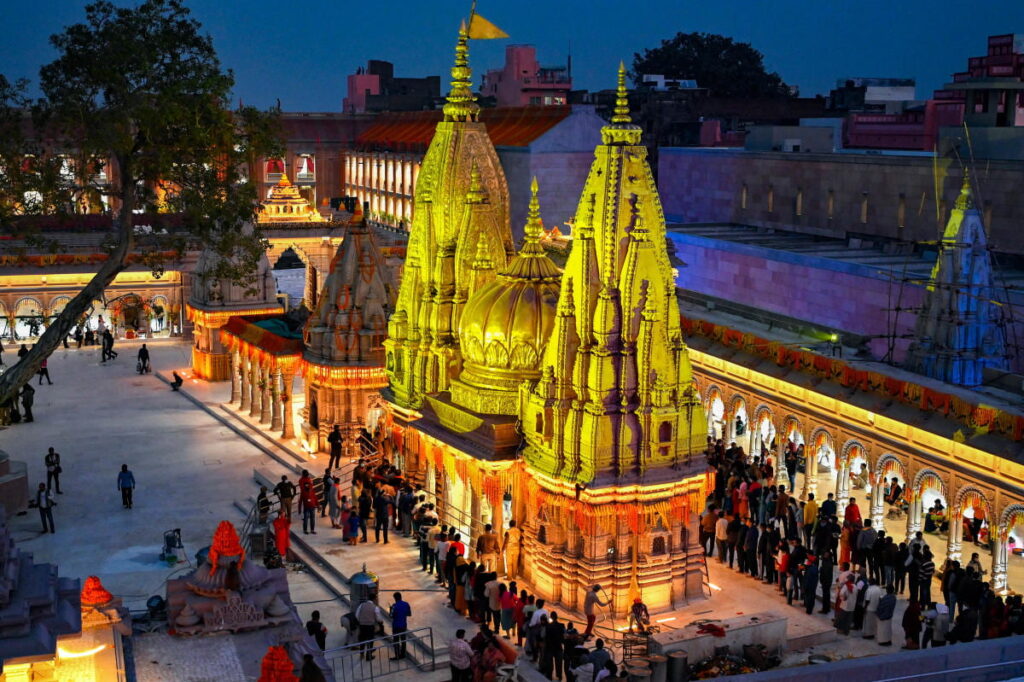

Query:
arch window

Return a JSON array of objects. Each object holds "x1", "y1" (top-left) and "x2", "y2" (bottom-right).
[{"x1": 652, "y1": 536, "x2": 666, "y2": 555}]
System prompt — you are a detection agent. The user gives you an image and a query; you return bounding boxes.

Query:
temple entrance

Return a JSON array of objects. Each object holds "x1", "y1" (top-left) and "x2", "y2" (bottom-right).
[
  {"x1": 150, "y1": 295, "x2": 169, "y2": 333},
  {"x1": 751, "y1": 408, "x2": 776, "y2": 460}
]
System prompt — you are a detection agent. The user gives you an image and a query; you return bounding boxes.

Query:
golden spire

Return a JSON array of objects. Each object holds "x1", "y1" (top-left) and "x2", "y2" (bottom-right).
[
  {"x1": 443, "y1": 21, "x2": 480, "y2": 122},
  {"x1": 611, "y1": 61, "x2": 631, "y2": 124},
  {"x1": 279, "y1": 171, "x2": 291, "y2": 186},
  {"x1": 522, "y1": 177, "x2": 544, "y2": 246},
  {"x1": 602, "y1": 62, "x2": 642, "y2": 145},
  {"x1": 955, "y1": 170, "x2": 974, "y2": 211}
]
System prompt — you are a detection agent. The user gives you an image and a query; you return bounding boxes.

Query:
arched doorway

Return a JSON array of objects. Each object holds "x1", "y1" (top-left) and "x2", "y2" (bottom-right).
[
  {"x1": 728, "y1": 395, "x2": 748, "y2": 449},
  {"x1": 836, "y1": 441, "x2": 868, "y2": 521},
  {"x1": 997, "y1": 504, "x2": 1024, "y2": 594},
  {"x1": 750, "y1": 406, "x2": 776, "y2": 462},
  {"x1": 705, "y1": 387, "x2": 725, "y2": 440},
  {"x1": 47, "y1": 295, "x2": 71, "y2": 324},
  {"x1": 150, "y1": 295, "x2": 169, "y2": 333},
  {"x1": 807, "y1": 428, "x2": 835, "y2": 499},
  {"x1": 947, "y1": 485, "x2": 994, "y2": 571},
  {"x1": 870, "y1": 454, "x2": 909, "y2": 528},
  {"x1": 0, "y1": 301, "x2": 9, "y2": 341},
  {"x1": 13, "y1": 297, "x2": 44, "y2": 339}
]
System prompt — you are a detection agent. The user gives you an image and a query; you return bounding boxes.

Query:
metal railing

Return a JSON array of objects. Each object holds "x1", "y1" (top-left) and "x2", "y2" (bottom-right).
[{"x1": 323, "y1": 626, "x2": 436, "y2": 681}]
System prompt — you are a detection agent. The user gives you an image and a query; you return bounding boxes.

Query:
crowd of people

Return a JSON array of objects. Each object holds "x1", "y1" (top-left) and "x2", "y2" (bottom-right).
[
  {"x1": 704, "y1": 438, "x2": 1024, "y2": 648},
  {"x1": 260, "y1": 452, "x2": 623, "y2": 681}
]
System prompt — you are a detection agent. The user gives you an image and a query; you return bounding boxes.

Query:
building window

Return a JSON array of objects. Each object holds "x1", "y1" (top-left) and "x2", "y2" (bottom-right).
[
  {"x1": 796, "y1": 188, "x2": 803, "y2": 217},
  {"x1": 740, "y1": 183, "x2": 748, "y2": 210},
  {"x1": 827, "y1": 189, "x2": 835, "y2": 220},
  {"x1": 861, "y1": 192, "x2": 869, "y2": 224},
  {"x1": 296, "y1": 154, "x2": 315, "y2": 182},
  {"x1": 767, "y1": 185, "x2": 774, "y2": 213},
  {"x1": 898, "y1": 193, "x2": 906, "y2": 229},
  {"x1": 537, "y1": 525, "x2": 547, "y2": 544},
  {"x1": 652, "y1": 536, "x2": 666, "y2": 555},
  {"x1": 984, "y1": 200, "x2": 993, "y2": 229}
]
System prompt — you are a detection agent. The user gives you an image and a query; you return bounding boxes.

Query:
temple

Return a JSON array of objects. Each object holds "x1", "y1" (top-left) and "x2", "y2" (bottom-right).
[
  {"x1": 300, "y1": 204, "x2": 395, "y2": 453},
  {"x1": 904, "y1": 173, "x2": 1008, "y2": 386},
  {"x1": 257, "y1": 173, "x2": 324, "y2": 224},
  {"x1": 517, "y1": 65, "x2": 709, "y2": 611},
  {"x1": 383, "y1": 23, "x2": 515, "y2": 412}
]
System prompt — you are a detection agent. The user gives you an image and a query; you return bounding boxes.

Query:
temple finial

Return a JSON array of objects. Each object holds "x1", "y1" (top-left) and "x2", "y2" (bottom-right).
[
  {"x1": 443, "y1": 22, "x2": 480, "y2": 122},
  {"x1": 523, "y1": 176, "x2": 543, "y2": 244},
  {"x1": 955, "y1": 169, "x2": 973, "y2": 211},
  {"x1": 611, "y1": 61, "x2": 631, "y2": 124}
]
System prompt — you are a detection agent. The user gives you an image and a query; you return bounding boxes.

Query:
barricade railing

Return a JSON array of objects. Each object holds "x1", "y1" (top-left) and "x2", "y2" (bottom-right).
[{"x1": 323, "y1": 626, "x2": 436, "y2": 681}]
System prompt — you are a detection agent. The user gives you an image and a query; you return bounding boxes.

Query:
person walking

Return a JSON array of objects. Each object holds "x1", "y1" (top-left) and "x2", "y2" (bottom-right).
[
  {"x1": 44, "y1": 447, "x2": 62, "y2": 494},
  {"x1": 21, "y1": 383, "x2": 35, "y2": 422},
  {"x1": 117, "y1": 464, "x2": 136, "y2": 509},
  {"x1": 36, "y1": 483, "x2": 55, "y2": 534},
  {"x1": 137, "y1": 344, "x2": 150, "y2": 373},
  {"x1": 300, "y1": 472, "x2": 319, "y2": 535},
  {"x1": 37, "y1": 357, "x2": 52, "y2": 385},
  {"x1": 305, "y1": 610, "x2": 327, "y2": 650},
  {"x1": 389, "y1": 591, "x2": 412, "y2": 660},
  {"x1": 274, "y1": 475, "x2": 295, "y2": 520},
  {"x1": 327, "y1": 425, "x2": 343, "y2": 470},
  {"x1": 583, "y1": 585, "x2": 608, "y2": 639}
]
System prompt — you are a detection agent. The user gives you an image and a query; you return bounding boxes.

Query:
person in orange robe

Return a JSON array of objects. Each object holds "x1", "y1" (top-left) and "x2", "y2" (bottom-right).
[{"x1": 273, "y1": 511, "x2": 291, "y2": 560}]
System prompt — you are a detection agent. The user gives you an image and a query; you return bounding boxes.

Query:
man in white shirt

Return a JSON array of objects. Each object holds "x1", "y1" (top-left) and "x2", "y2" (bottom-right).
[
  {"x1": 714, "y1": 512, "x2": 729, "y2": 563},
  {"x1": 435, "y1": 532, "x2": 451, "y2": 587},
  {"x1": 861, "y1": 578, "x2": 884, "y2": 639}
]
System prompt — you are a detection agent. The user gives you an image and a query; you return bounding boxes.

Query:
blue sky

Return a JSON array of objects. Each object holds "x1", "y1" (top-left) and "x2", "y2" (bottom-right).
[{"x1": 2, "y1": 0, "x2": 1022, "y2": 111}]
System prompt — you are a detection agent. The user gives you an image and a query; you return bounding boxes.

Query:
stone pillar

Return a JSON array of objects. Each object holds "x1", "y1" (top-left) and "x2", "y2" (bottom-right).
[
  {"x1": 905, "y1": 491, "x2": 922, "y2": 543},
  {"x1": 470, "y1": 483, "x2": 483, "y2": 558},
  {"x1": 270, "y1": 368, "x2": 282, "y2": 431},
  {"x1": 803, "y1": 432, "x2": 818, "y2": 499},
  {"x1": 992, "y1": 525, "x2": 1009, "y2": 594},
  {"x1": 260, "y1": 365, "x2": 272, "y2": 424},
  {"x1": 249, "y1": 360, "x2": 260, "y2": 418},
  {"x1": 229, "y1": 351, "x2": 240, "y2": 404},
  {"x1": 281, "y1": 369, "x2": 295, "y2": 438},
  {"x1": 946, "y1": 506, "x2": 964, "y2": 565},
  {"x1": 870, "y1": 474, "x2": 886, "y2": 528},
  {"x1": 836, "y1": 460, "x2": 850, "y2": 523},
  {"x1": 239, "y1": 354, "x2": 251, "y2": 411}
]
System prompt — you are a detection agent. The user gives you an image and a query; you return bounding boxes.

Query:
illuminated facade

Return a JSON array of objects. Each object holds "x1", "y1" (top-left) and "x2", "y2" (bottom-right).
[
  {"x1": 381, "y1": 47, "x2": 710, "y2": 615},
  {"x1": 383, "y1": 23, "x2": 514, "y2": 411},
  {"x1": 300, "y1": 207, "x2": 396, "y2": 452},
  {"x1": 518, "y1": 66, "x2": 709, "y2": 612},
  {"x1": 257, "y1": 173, "x2": 324, "y2": 224},
  {"x1": 344, "y1": 151, "x2": 420, "y2": 229}
]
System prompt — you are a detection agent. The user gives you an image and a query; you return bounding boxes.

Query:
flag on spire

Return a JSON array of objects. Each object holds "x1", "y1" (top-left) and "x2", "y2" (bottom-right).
[{"x1": 468, "y1": 13, "x2": 508, "y2": 39}]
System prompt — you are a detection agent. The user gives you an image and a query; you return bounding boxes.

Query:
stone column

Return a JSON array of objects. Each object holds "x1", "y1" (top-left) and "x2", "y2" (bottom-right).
[
  {"x1": 238, "y1": 354, "x2": 251, "y2": 411},
  {"x1": 270, "y1": 367, "x2": 282, "y2": 431},
  {"x1": 470, "y1": 482, "x2": 483, "y2": 557},
  {"x1": 905, "y1": 491, "x2": 922, "y2": 543},
  {"x1": 249, "y1": 360, "x2": 261, "y2": 418},
  {"x1": 260, "y1": 365, "x2": 272, "y2": 424},
  {"x1": 870, "y1": 474, "x2": 886, "y2": 528},
  {"x1": 803, "y1": 432, "x2": 818, "y2": 499},
  {"x1": 946, "y1": 506, "x2": 964, "y2": 565},
  {"x1": 229, "y1": 351, "x2": 240, "y2": 404},
  {"x1": 992, "y1": 525, "x2": 1009, "y2": 594},
  {"x1": 835, "y1": 459, "x2": 850, "y2": 523},
  {"x1": 281, "y1": 369, "x2": 295, "y2": 438}
]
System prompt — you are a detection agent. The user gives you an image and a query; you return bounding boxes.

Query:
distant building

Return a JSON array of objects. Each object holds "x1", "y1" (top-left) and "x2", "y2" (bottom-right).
[
  {"x1": 829, "y1": 77, "x2": 917, "y2": 113},
  {"x1": 481, "y1": 45, "x2": 571, "y2": 107},
  {"x1": 344, "y1": 105, "x2": 604, "y2": 236},
  {"x1": 639, "y1": 74, "x2": 700, "y2": 91},
  {"x1": 343, "y1": 60, "x2": 441, "y2": 113}
]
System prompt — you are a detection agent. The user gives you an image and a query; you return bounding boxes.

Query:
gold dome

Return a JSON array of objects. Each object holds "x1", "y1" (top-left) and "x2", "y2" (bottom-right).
[{"x1": 458, "y1": 178, "x2": 561, "y2": 394}]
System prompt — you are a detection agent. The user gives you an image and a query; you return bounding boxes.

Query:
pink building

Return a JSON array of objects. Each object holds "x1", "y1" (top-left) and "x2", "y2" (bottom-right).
[{"x1": 481, "y1": 45, "x2": 571, "y2": 107}]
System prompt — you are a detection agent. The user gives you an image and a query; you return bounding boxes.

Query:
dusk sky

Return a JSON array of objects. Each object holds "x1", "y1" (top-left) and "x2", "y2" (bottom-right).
[{"x1": 3, "y1": 0, "x2": 1023, "y2": 111}]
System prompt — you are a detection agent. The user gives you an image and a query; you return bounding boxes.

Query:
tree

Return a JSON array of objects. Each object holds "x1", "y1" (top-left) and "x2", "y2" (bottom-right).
[
  {"x1": 632, "y1": 32, "x2": 790, "y2": 99},
  {"x1": 0, "y1": 0, "x2": 281, "y2": 405}
]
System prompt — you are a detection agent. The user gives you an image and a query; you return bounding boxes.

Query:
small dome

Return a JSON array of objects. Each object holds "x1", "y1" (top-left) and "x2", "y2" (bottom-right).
[{"x1": 459, "y1": 178, "x2": 561, "y2": 391}]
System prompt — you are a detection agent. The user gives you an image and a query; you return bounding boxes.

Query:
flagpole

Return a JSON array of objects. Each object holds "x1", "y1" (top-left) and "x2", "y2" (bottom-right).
[{"x1": 468, "y1": 0, "x2": 477, "y2": 29}]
